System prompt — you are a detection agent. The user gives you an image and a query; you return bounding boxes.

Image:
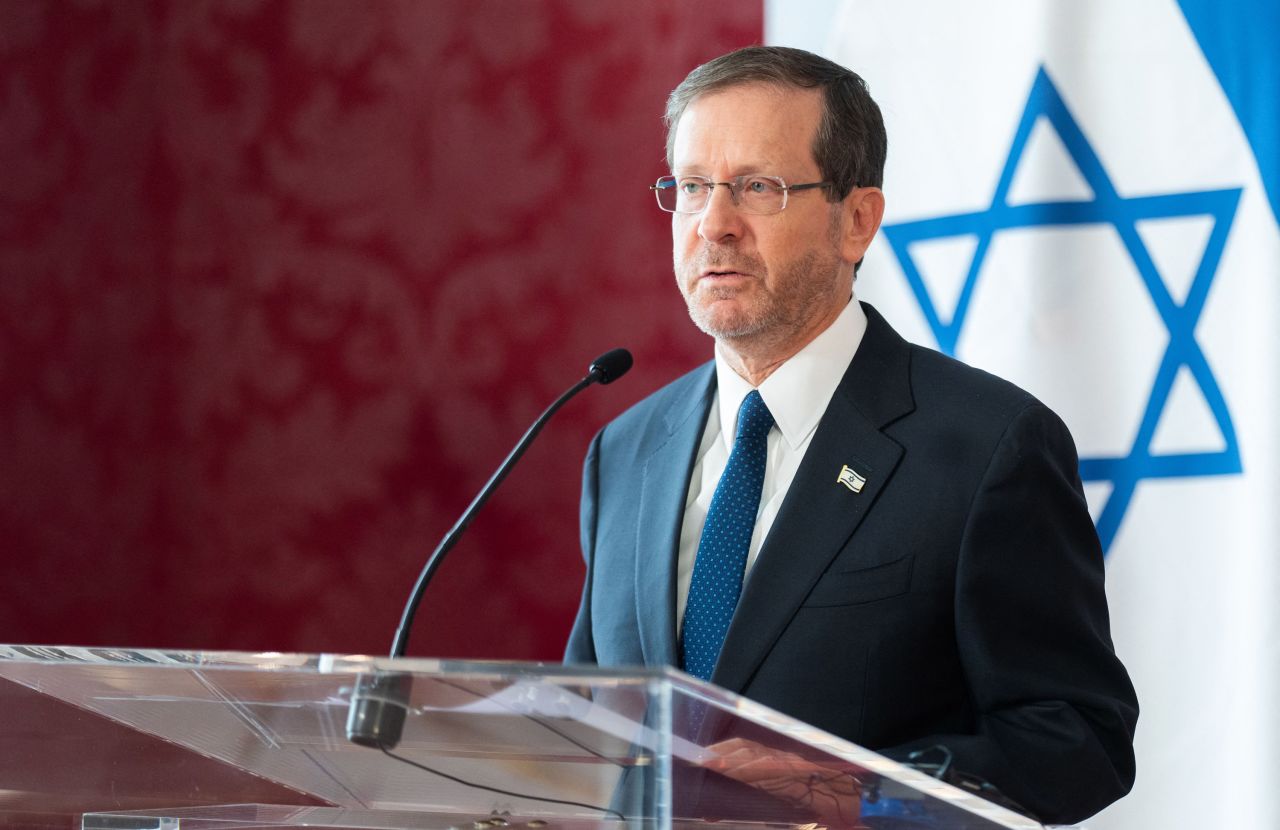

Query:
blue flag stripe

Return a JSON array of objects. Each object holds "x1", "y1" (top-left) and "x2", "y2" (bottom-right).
[{"x1": 1178, "y1": 0, "x2": 1280, "y2": 227}]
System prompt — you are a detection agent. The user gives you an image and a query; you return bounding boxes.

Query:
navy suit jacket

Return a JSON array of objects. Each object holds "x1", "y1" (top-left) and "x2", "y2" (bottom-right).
[{"x1": 566, "y1": 304, "x2": 1137, "y2": 825}]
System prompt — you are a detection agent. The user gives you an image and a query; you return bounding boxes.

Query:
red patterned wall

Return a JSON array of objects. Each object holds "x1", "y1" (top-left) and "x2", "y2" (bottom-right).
[{"x1": 0, "y1": 1, "x2": 761, "y2": 659}]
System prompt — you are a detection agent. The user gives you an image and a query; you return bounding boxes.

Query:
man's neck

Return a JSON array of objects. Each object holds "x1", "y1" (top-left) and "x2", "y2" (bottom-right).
[
  {"x1": 717, "y1": 304, "x2": 847, "y2": 386},
  {"x1": 717, "y1": 343, "x2": 798, "y2": 387}
]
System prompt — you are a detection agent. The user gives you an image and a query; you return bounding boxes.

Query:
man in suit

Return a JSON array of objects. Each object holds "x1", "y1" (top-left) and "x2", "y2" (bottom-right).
[{"x1": 565, "y1": 45, "x2": 1137, "y2": 826}]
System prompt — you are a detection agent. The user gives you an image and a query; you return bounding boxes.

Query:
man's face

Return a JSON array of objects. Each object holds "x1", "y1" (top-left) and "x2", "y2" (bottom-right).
[{"x1": 670, "y1": 84, "x2": 852, "y2": 352}]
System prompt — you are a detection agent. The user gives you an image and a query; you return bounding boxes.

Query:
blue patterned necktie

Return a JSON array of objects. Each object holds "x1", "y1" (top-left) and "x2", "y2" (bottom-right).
[{"x1": 681, "y1": 389, "x2": 775, "y2": 682}]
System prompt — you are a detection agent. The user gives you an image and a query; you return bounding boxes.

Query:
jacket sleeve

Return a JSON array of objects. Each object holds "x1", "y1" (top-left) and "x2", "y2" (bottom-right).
[
  {"x1": 883, "y1": 402, "x2": 1138, "y2": 825},
  {"x1": 564, "y1": 429, "x2": 602, "y2": 665}
]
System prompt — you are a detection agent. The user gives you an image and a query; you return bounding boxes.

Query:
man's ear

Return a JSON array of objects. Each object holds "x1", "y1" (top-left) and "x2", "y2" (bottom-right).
[{"x1": 838, "y1": 187, "x2": 886, "y2": 266}]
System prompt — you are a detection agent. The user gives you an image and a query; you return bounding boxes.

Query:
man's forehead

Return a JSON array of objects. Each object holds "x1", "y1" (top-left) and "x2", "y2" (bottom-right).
[{"x1": 671, "y1": 83, "x2": 823, "y2": 172}]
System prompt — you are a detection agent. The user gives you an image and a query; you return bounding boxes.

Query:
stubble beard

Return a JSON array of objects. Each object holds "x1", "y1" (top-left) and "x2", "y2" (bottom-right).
[{"x1": 679, "y1": 245, "x2": 843, "y2": 353}]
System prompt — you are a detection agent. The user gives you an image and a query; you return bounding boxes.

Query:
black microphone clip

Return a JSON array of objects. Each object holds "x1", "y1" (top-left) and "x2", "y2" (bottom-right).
[{"x1": 345, "y1": 671, "x2": 413, "y2": 749}]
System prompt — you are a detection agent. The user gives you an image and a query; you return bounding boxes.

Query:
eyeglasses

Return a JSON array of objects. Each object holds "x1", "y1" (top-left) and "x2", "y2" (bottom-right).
[{"x1": 651, "y1": 175, "x2": 833, "y2": 215}]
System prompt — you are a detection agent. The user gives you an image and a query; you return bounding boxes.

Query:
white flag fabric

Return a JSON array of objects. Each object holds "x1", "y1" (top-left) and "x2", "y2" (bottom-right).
[{"x1": 769, "y1": 1, "x2": 1280, "y2": 826}]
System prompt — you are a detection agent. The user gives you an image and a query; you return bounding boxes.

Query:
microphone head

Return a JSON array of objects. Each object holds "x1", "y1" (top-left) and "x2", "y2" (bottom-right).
[{"x1": 589, "y1": 348, "x2": 633, "y2": 385}]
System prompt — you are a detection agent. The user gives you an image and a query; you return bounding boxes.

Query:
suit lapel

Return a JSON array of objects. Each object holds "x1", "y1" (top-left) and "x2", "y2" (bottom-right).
[
  {"x1": 712, "y1": 305, "x2": 917, "y2": 693},
  {"x1": 634, "y1": 364, "x2": 716, "y2": 668}
]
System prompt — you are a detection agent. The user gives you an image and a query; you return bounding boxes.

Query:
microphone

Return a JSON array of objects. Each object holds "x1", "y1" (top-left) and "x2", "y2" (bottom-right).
[
  {"x1": 346, "y1": 347, "x2": 633, "y2": 749},
  {"x1": 588, "y1": 347, "x2": 632, "y2": 385}
]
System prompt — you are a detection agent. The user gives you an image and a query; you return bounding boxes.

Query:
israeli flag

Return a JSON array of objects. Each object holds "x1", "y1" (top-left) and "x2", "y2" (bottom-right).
[{"x1": 770, "y1": 1, "x2": 1280, "y2": 826}]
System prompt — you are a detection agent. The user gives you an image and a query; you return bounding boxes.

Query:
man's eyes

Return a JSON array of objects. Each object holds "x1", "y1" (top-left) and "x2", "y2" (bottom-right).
[
  {"x1": 742, "y1": 177, "x2": 780, "y2": 194},
  {"x1": 673, "y1": 176, "x2": 782, "y2": 196}
]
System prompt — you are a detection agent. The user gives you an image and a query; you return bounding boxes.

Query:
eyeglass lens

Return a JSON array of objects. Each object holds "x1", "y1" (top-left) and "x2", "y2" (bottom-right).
[{"x1": 655, "y1": 176, "x2": 788, "y2": 215}]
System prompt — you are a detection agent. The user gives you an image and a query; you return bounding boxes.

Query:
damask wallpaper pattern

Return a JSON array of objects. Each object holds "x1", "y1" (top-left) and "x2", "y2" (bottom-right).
[{"x1": 0, "y1": 0, "x2": 760, "y2": 657}]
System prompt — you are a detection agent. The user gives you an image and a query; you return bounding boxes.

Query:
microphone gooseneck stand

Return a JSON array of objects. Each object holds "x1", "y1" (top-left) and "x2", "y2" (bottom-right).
[{"x1": 346, "y1": 348, "x2": 633, "y2": 750}]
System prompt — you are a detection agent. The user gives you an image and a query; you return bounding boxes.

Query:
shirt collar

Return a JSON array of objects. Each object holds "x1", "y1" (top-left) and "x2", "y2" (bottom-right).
[{"x1": 714, "y1": 295, "x2": 868, "y2": 451}]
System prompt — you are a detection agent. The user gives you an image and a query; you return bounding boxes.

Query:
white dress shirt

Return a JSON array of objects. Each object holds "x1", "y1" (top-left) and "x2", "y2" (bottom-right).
[{"x1": 675, "y1": 296, "x2": 869, "y2": 630}]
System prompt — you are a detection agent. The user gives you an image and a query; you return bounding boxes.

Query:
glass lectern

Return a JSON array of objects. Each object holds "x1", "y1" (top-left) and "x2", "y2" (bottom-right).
[{"x1": 0, "y1": 646, "x2": 1041, "y2": 830}]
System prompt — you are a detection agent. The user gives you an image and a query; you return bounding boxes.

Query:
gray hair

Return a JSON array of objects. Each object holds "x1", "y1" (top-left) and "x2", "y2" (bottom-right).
[{"x1": 664, "y1": 46, "x2": 887, "y2": 200}]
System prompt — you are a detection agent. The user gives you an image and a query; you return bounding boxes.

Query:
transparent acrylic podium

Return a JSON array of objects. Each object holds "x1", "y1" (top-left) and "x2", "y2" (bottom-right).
[{"x1": 0, "y1": 646, "x2": 1041, "y2": 830}]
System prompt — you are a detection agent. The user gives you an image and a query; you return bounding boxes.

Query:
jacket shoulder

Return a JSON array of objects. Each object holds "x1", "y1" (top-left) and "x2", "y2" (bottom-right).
[{"x1": 907, "y1": 342, "x2": 1045, "y2": 421}]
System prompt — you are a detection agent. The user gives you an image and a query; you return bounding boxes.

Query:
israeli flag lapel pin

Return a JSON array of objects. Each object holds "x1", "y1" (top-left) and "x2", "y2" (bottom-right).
[{"x1": 837, "y1": 464, "x2": 867, "y2": 493}]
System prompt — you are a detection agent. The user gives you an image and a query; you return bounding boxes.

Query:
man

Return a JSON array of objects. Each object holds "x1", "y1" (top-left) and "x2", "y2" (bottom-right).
[{"x1": 566, "y1": 45, "x2": 1137, "y2": 826}]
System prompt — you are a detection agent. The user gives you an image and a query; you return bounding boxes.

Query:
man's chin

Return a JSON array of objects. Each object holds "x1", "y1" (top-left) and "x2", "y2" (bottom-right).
[{"x1": 688, "y1": 303, "x2": 766, "y2": 341}]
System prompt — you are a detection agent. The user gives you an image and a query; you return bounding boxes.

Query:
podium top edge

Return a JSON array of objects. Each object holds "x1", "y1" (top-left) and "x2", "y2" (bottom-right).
[{"x1": 0, "y1": 643, "x2": 689, "y2": 682}]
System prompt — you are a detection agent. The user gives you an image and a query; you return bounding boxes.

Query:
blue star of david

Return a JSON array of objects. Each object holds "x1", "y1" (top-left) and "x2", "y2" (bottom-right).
[{"x1": 881, "y1": 67, "x2": 1242, "y2": 553}]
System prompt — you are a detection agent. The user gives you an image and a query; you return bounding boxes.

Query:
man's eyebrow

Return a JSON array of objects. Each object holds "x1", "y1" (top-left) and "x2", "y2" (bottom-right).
[{"x1": 670, "y1": 165, "x2": 773, "y2": 177}]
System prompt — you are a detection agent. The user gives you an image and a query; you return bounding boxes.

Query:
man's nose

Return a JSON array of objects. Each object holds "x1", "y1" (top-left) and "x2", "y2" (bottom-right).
[{"x1": 697, "y1": 184, "x2": 745, "y2": 243}]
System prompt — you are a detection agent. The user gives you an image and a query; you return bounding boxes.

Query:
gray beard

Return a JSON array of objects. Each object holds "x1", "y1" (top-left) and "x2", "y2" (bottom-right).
[{"x1": 682, "y1": 247, "x2": 836, "y2": 346}]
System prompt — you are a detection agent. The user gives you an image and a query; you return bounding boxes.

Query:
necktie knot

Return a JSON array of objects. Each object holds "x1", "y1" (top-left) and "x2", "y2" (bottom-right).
[{"x1": 735, "y1": 389, "x2": 774, "y2": 446}]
